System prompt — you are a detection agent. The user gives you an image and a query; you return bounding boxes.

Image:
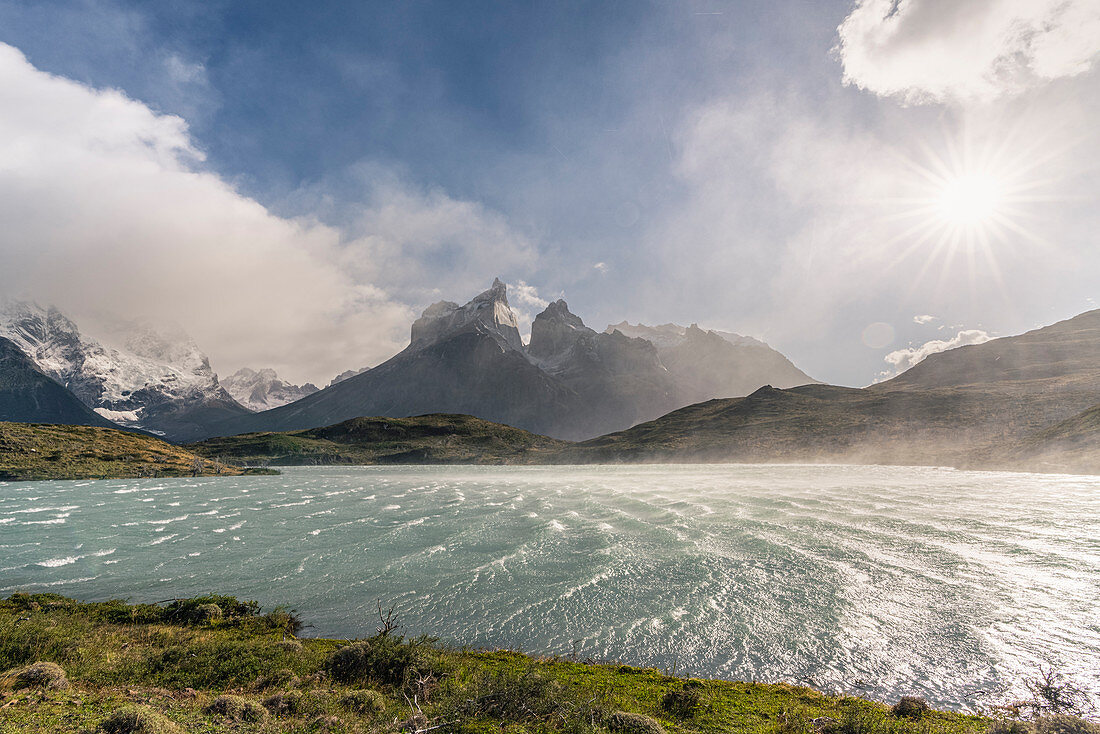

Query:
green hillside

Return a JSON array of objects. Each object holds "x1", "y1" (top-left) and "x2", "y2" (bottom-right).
[
  {"x1": 188, "y1": 413, "x2": 569, "y2": 466},
  {"x1": 0, "y1": 422, "x2": 272, "y2": 481}
]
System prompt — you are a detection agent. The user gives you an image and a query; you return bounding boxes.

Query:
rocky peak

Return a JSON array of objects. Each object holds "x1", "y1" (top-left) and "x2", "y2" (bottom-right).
[
  {"x1": 528, "y1": 300, "x2": 593, "y2": 362},
  {"x1": 409, "y1": 278, "x2": 523, "y2": 352},
  {"x1": 222, "y1": 367, "x2": 319, "y2": 412}
]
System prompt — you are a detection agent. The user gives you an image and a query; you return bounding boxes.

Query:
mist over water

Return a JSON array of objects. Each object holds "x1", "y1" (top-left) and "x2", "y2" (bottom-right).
[{"x1": 2, "y1": 465, "x2": 1098, "y2": 710}]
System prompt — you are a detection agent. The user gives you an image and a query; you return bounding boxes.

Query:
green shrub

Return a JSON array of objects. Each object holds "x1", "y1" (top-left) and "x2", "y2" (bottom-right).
[
  {"x1": 263, "y1": 689, "x2": 328, "y2": 718},
  {"x1": 661, "y1": 681, "x2": 702, "y2": 718},
  {"x1": 1035, "y1": 715, "x2": 1100, "y2": 734},
  {"x1": 138, "y1": 639, "x2": 296, "y2": 688},
  {"x1": 163, "y1": 595, "x2": 260, "y2": 625},
  {"x1": 325, "y1": 632, "x2": 436, "y2": 687},
  {"x1": 340, "y1": 688, "x2": 386, "y2": 715},
  {"x1": 14, "y1": 661, "x2": 69, "y2": 690},
  {"x1": 275, "y1": 639, "x2": 304, "y2": 653},
  {"x1": 607, "y1": 711, "x2": 667, "y2": 734},
  {"x1": 253, "y1": 667, "x2": 297, "y2": 690},
  {"x1": 203, "y1": 694, "x2": 268, "y2": 723},
  {"x1": 989, "y1": 721, "x2": 1033, "y2": 734},
  {"x1": 194, "y1": 604, "x2": 223, "y2": 623},
  {"x1": 99, "y1": 705, "x2": 183, "y2": 734},
  {"x1": 891, "y1": 696, "x2": 930, "y2": 720}
]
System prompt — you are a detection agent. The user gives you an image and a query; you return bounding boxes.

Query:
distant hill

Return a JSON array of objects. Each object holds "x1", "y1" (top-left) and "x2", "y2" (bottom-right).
[
  {"x1": 187, "y1": 413, "x2": 569, "y2": 465},
  {"x1": 558, "y1": 310, "x2": 1100, "y2": 470},
  {"x1": 0, "y1": 338, "x2": 118, "y2": 429},
  {"x1": 0, "y1": 422, "x2": 267, "y2": 481}
]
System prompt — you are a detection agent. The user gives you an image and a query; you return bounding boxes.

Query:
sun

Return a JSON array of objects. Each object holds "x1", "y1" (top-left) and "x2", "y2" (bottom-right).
[
  {"x1": 880, "y1": 122, "x2": 1065, "y2": 293},
  {"x1": 935, "y1": 173, "x2": 1003, "y2": 226}
]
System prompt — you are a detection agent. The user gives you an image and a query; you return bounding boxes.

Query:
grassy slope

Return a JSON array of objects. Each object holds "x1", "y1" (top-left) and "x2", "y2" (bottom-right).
[
  {"x1": 978, "y1": 403, "x2": 1100, "y2": 474},
  {"x1": 0, "y1": 422, "x2": 272, "y2": 480},
  {"x1": 0, "y1": 594, "x2": 991, "y2": 734},
  {"x1": 187, "y1": 414, "x2": 569, "y2": 466}
]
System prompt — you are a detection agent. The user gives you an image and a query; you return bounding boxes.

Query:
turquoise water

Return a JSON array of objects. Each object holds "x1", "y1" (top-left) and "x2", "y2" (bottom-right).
[{"x1": 2, "y1": 464, "x2": 1098, "y2": 710}]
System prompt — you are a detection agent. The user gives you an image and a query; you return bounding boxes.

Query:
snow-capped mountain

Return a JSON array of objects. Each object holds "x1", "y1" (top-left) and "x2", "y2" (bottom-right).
[
  {"x1": 0, "y1": 300, "x2": 248, "y2": 439},
  {"x1": 222, "y1": 368, "x2": 319, "y2": 412}
]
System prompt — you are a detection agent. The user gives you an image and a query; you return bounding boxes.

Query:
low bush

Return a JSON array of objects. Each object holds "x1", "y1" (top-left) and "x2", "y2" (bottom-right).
[
  {"x1": 1034, "y1": 715, "x2": 1100, "y2": 734},
  {"x1": 340, "y1": 688, "x2": 386, "y2": 715},
  {"x1": 193, "y1": 604, "x2": 222, "y2": 623},
  {"x1": 99, "y1": 705, "x2": 183, "y2": 734},
  {"x1": 252, "y1": 667, "x2": 297, "y2": 690},
  {"x1": 661, "y1": 681, "x2": 703, "y2": 718},
  {"x1": 325, "y1": 632, "x2": 436, "y2": 688},
  {"x1": 891, "y1": 696, "x2": 930, "y2": 720},
  {"x1": 163, "y1": 595, "x2": 260, "y2": 625},
  {"x1": 203, "y1": 694, "x2": 268, "y2": 723},
  {"x1": 14, "y1": 661, "x2": 69, "y2": 690},
  {"x1": 607, "y1": 711, "x2": 667, "y2": 734},
  {"x1": 263, "y1": 689, "x2": 328, "y2": 718}
]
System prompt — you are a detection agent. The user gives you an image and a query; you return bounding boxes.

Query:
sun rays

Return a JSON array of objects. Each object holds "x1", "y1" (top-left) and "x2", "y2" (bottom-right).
[{"x1": 875, "y1": 120, "x2": 1071, "y2": 300}]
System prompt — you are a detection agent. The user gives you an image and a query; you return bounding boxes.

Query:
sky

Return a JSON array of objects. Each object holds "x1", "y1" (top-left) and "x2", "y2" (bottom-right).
[{"x1": 0, "y1": 0, "x2": 1098, "y2": 386}]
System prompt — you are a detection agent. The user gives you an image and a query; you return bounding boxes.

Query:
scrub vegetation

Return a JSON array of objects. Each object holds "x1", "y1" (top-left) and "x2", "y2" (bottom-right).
[
  {"x1": 3, "y1": 593, "x2": 1086, "y2": 734},
  {"x1": 0, "y1": 422, "x2": 275, "y2": 480}
]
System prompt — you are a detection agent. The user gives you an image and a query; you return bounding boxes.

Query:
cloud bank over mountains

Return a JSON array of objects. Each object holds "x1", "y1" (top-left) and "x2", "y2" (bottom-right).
[
  {"x1": 836, "y1": 0, "x2": 1100, "y2": 102},
  {"x1": 0, "y1": 43, "x2": 535, "y2": 385}
]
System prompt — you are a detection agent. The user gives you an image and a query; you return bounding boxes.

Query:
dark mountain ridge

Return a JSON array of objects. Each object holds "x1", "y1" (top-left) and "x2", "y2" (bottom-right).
[
  {"x1": 560, "y1": 310, "x2": 1100, "y2": 469},
  {"x1": 0, "y1": 337, "x2": 120, "y2": 429},
  {"x1": 201, "y1": 279, "x2": 815, "y2": 441}
]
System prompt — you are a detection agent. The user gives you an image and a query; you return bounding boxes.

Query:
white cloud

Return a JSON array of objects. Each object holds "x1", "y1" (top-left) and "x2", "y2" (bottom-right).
[
  {"x1": 883, "y1": 329, "x2": 993, "y2": 376},
  {"x1": 506, "y1": 280, "x2": 549, "y2": 343},
  {"x1": 0, "y1": 42, "x2": 536, "y2": 385},
  {"x1": 593, "y1": 262, "x2": 609, "y2": 273},
  {"x1": 913, "y1": 314, "x2": 937, "y2": 324},
  {"x1": 836, "y1": 0, "x2": 1100, "y2": 103}
]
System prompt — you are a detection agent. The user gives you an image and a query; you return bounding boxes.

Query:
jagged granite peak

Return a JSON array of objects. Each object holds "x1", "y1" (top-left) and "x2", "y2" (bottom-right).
[
  {"x1": 528, "y1": 299, "x2": 593, "y2": 362},
  {"x1": 0, "y1": 300, "x2": 248, "y2": 438},
  {"x1": 410, "y1": 277, "x2": 523, "y2": 352},
  {"x1": 222, "y1": 367, "x2": 320, "y2": 412},
  {"x1": 606, "y1": 320, "x2": 766, "y2": 349},
  {"x1": 328, "y1": 366, "x2": 370, "y2": 387}
]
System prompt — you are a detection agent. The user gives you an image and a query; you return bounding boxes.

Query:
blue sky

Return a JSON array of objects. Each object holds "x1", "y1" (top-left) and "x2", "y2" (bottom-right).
[{"x1": 0, "y1": 0, "x2": 1098, "y2": 385}]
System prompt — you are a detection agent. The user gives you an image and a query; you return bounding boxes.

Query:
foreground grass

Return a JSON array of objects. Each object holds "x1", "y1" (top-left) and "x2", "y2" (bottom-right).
[
  {"x1": 0, "y1": 594, "x2": 1012, "y2": 734},
  {"x1": 0, "y1": 422, "x2": 276, "y2": 480}
]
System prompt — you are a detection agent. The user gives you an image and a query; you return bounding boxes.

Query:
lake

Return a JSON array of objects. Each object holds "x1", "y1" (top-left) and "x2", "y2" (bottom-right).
[{"x1": 2, "y1": 464, "x2": 1098, "y2": 710}]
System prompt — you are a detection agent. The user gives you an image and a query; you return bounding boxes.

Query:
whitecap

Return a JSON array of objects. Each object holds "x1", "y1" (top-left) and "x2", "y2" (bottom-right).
[{"x1": 38, "y1": 556, "x2": 80, "y2": 567}]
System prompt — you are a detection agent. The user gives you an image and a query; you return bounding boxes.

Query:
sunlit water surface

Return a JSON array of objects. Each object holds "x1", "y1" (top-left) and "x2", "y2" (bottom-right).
[{"x1": 2, "y1": 464, "x2": 1098, "y2": 710}]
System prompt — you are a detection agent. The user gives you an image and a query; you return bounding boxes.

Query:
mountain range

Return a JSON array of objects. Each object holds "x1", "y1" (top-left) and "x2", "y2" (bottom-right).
[
  {"x1": 2, "y1": 283, "x2": 1098, "y2": 473},
  {"x1": 199, "y1": 279, "x2": 815, "y2": 440},
  {"x1": 0, "y1": 301, "x2": 250, "y2": 438},
  {"x1": 562, "y1": 309, "x2": 1100, "y2": 472}
]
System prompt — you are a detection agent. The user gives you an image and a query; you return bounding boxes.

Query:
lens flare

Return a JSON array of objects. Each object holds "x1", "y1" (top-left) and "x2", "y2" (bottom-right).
[{"x1": 936, "y1": 173, "x2": 1002, "y2": 225}]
